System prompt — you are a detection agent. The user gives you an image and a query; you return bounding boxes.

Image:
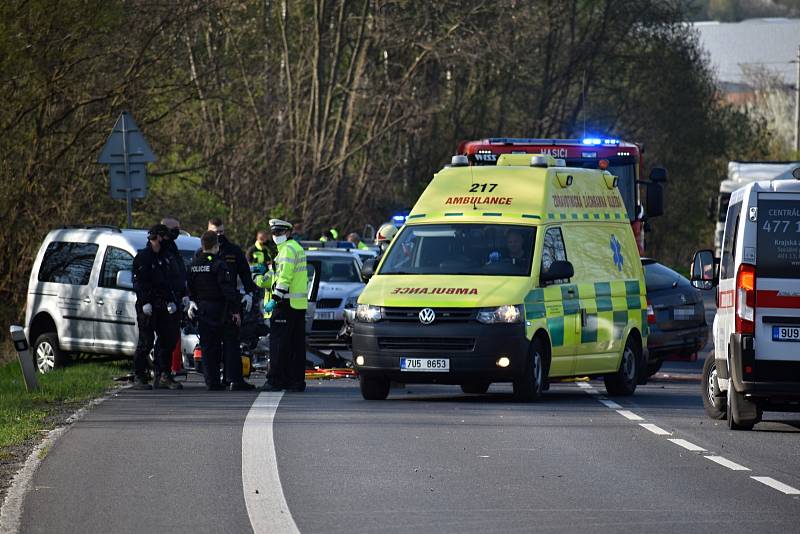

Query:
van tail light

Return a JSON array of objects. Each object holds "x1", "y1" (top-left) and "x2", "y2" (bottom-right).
[
  {"x1": 735, "y1": 263, "x2": 756, "y2": 335},
  {"x1": 193, "y1": 345, "x2": 203, "y2": 361},
  {"x1": 646, "y1": 300, "x2": 656, "y2": 324}
]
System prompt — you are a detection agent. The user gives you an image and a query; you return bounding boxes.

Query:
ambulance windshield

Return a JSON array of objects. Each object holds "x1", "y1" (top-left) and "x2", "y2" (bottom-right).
[{"x1": 380, "y1": 223, "x2": 536, "y2": 276}]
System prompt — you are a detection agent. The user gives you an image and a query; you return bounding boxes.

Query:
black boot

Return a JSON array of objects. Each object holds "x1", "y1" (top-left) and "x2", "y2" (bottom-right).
[{"x1": 132, "y1": 377, "x2": 152, "y2": 390}]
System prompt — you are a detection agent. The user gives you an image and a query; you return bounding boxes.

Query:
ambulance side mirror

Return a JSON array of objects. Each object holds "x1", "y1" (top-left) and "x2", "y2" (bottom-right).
[
  {"x1": 690, "y1": 249, "x2": 716, "y2": 289},
  {"x1": 361, "y1": 259, "x2": 376, "y2": 282},
  {"x1": 646, "y1": 183, "x2": 664, "y2": 218},
  {"x1": 540, "y1": 261, "x2": 574, "y2": 285}
]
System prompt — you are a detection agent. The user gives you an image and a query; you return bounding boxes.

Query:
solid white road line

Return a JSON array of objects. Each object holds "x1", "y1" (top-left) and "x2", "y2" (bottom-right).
[
  {"x1": 705, "y1": 456, "x2": 751, "y2": 471},
  {"x1": 616, "y1": 410, "x2": 644, "y2": 421},
  {"x1": 576, "y1": 382, "x2": 592, "y2": 389},
  {"x1": 242, "y1": 392, "x2": 300, "y2": 534},
  {"x1": 751, "y1": 476, "x2": 800, "y2": 495},
  {"x1": 599, "y1": 399, "x2": 622, "y2": 409},
  {"x1": 668, "y1": 438, "x2": 706, "y2": 452},
  {"x1": 639, "y1": 423, "x2": 671, "y2": 436}
]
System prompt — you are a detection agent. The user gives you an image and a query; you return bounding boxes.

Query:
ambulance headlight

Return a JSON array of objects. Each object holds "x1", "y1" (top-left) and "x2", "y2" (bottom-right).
[
  {"x1": 476, "y1": 305, "x2": 522, "y2": 324},
  {"x1": 356, "y1": 304, "x2": 382, "y2": 323}
]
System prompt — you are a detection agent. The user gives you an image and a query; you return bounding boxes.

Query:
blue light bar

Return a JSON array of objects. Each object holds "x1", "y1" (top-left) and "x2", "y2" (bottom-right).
[
  {"x1": 582, "y1": 137, "x2": 619, "y2": 146},
  {"x1": 392, "y1": 215, "x2": 406, "y2": 222}
]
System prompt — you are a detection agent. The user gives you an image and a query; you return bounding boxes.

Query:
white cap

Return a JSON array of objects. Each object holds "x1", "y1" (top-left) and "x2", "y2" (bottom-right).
[{"x1": 269, "y1": 218, "x2": 292, "y2": 231}]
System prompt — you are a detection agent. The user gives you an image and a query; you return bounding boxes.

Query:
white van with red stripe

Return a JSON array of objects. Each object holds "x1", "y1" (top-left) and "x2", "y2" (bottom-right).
[{"x1": 692, "y1": 168, "x2": 800, "y2": 430}]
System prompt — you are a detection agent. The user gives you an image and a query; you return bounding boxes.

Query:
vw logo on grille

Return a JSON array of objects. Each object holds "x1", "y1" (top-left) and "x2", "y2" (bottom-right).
[{"x1": 419, "y1": 308, "x2": 436, "y2": 325}]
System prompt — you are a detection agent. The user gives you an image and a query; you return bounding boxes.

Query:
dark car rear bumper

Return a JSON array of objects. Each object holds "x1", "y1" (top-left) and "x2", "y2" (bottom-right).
[
  {"x1": 647, "y1": 324, "x2": 709, "y2": 362},
  {"x1": 351, "y1": 321, "x2": 528, "y2": 384}
]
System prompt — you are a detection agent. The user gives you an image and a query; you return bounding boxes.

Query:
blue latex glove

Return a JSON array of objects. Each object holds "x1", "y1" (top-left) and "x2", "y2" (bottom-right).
[{"x1": 264, "y1": 299, "x2": 276, "y2": 313}]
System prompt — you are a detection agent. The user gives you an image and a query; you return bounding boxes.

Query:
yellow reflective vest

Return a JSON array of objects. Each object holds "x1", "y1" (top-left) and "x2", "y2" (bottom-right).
[{"x1": 273, "y1": 239, "x2": 308, "y2": 310}]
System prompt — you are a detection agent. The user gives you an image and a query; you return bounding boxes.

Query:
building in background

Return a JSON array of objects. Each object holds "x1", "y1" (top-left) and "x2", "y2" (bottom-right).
[{"x1": 693, "y1": 18, "x2": 800, "y2": 153}]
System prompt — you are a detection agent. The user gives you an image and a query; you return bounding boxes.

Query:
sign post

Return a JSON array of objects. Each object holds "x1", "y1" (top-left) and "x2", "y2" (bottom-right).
[
  {"x1": 98, "y1": 112, "x2": 157, "y2": 227},
  {"x1": 10, "y1": 325, "x2": 38, "y2": 392}
]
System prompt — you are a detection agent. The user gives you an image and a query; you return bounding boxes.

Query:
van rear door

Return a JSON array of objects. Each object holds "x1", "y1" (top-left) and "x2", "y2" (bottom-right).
[{"x1": 754, "y1": 193, "x2": 800, "y2": 364}]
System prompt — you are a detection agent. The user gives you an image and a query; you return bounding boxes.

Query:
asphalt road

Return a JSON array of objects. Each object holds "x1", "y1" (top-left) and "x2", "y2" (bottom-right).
[{"x1": 16, "y1": 289, "x2": 800, "y2": 534}]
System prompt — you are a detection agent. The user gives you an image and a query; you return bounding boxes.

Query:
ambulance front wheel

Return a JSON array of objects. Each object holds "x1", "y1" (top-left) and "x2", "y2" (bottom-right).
[
  {"x1": 360, "y1": 374, "x2": 390, "y2": 400},
  {"x1": 513, "y1": 337, "x2": 547, "y2": 402},
  {"x1": 604, "y1": 335, "x2": 640, "y2": 396}
]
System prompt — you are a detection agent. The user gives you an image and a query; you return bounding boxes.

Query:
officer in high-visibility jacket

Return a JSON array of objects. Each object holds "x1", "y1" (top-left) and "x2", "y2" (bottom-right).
[{"x1": 262, "y1": 219, "x2": 308, "y2": 391}]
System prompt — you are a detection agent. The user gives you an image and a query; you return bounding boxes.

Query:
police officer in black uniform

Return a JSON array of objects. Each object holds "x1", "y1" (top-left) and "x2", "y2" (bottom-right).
[
  {"x1": 187, "y1": 231, "x2": 246, "y2": 390},
  {"x1": 207, "y1": 217, "x2": 258, "y2": 389},
  {"x1": 132, "y1": 224, "x2": 182, "y2": 390}
]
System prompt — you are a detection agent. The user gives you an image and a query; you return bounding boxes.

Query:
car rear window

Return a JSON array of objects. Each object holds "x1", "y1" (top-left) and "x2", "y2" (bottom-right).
[
  {"x1": 757, "y1": 198, "x2": 800, "y2": 278},
  {"x1": 38, "y1": 241, "x2": 99, "y2": 285},
  {"x1": 643, "y1": 261, "x2": 689, "y2": 291}
]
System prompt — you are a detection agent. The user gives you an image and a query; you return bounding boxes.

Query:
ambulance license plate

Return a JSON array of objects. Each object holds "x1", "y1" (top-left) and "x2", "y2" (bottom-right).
[
  {"x1": 673, "y1": 306, "x2": 695, "y2": 320},
  {"x1": 400, "y1": 358, "x2": 450, "y2": 372},
  {"x1": 314, "y1": 311, "x2": 334, "y2": 320},
  {"x1": 772, "y1": 326, "x2": 800, "y2": 342}
]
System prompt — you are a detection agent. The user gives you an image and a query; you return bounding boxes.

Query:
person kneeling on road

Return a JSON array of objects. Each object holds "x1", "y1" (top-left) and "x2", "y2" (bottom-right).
[{"x1": 188, "y1": 231, "x2": 254, "y2": 391}]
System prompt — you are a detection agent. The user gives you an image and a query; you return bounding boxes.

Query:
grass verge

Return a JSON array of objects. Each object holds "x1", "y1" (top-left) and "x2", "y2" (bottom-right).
[{"x1": 0, "y1": 360, "x2": 128, "y2": 448}]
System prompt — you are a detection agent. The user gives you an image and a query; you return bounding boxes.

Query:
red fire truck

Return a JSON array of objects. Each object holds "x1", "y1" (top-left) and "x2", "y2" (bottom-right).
[{"x1": 457, "y1": 137, "x2": 666, "y2": 254}]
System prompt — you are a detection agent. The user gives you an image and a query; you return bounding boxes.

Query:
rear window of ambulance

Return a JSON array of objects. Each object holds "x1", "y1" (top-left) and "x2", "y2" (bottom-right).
[{"x1": 756, "y1": 198, "x2": 800, "y2": 278}]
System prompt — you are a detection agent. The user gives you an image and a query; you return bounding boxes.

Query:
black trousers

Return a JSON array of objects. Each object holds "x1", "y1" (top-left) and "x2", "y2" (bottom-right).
[
  {"x1": 134, "y1": 304, "x2": 179, "y2": 379},
  {"x1": 269, "y1": 303, "x2": 306, "y2": 388},
  {"x1": 197, "y1": 301, "x2": 243, "y2": 387}
]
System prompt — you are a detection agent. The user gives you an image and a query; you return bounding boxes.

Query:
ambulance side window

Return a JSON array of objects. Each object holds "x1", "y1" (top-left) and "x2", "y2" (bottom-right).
[
  {"x1": 720, "y1": 201, "x2": 742, "y2": 280},
  {"x1": 541, "y1": 227, "x2": 569, "y2": 285}
]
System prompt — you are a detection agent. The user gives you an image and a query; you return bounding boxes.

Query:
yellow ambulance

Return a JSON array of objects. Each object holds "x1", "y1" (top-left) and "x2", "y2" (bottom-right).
[{"x1": 352, "y1": 154, "x2": 648, "y2": 401}]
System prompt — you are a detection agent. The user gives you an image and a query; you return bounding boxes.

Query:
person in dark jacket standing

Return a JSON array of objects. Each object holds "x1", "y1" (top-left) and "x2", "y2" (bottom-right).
[
  {"x1": 187, "y1": 231, "x2": 248, "y2": 390},
  {"x1": 132, "y1": 224, "x2": 182, "y2": 390},
  {"x1": 161, "y1": 216, "x2": 188, "y2": 374},
  {"x1": 207, "y1": 217, "x2": 257, "y2": 389}
]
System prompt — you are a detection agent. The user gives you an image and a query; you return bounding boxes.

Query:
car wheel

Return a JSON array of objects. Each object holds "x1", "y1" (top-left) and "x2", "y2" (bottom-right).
[
  {"x1": 513, "y1": 338, "x2": 546, "y2": 402},
  {"x1": 727, "y1": 384, "x2": 759, "y2": 431},
  {"x1": 701, "y1": 353, "x2": 726, "y2": 420},
  {"x1": 359, "y1": 374, "x2": 390, "y2": 400},
  {"x1": 604, "y1": 336, "x2": 639, "y2": 396},
  {"x1": 33, "y1": 332, "x2": 68, "y2": 373},
  {"x1": 461, "y1": 382, "x2": 491, "y2": 395}
]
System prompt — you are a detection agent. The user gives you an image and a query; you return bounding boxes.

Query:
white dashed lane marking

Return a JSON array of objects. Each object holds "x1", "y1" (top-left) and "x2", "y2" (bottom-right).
[
  {"x1": 639, "y1": 423, "x2": 671, "y2": 436},
  {"x1": 576, "y1": 383, "x2": 799, "y2": 497},
  {"x1": 705, "y1": 456, "x2": 751, "y2": 471},
  {"x1": 616, "y1": 410, "x2": 644, "y2": 421},
  {"x1": 751, "y1": 477, "x2": 800, "y2": 495},
  {"x1": 668, "y1": 438, "x2": 706, "y2": 452}
]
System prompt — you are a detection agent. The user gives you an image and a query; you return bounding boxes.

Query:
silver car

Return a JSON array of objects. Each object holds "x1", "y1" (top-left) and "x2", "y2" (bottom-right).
[
  {"x1": 304, "y1": 249, "x2": 365, "y2": 348},
  {"x1": 24, "y1": 225, "x2": 200, "y2": 373}
]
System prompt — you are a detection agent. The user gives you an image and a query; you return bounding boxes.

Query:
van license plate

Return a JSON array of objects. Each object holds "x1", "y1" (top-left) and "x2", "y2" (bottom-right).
[
  {"x1": 773, "y1": 326, "x2": 800, "y2": 342},
  {"x1": 400, "y1": 358, "x2": 450, "y2": 372},
  {"x1": 314, "y1": 312, "x2": 334, "y2": 320}
]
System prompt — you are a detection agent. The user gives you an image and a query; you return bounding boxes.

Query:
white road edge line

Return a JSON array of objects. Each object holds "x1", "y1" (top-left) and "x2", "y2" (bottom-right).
[
  {"x1": 639, "y1": 423, "x2": 671, "y2": 436},
  {"x1": 242, "y1": 392, "x2": 300, "y2": 534},
  {"x1": 751, "y1": 476, "x2": 800, "y2": 495},
  {"x1": 668, "y1": 438, "x2": 706, "y2": 452},
  {"x1": 576, "y1": 382, "x2": 592, "y2": 389},
  {"x1": 705, "y1": 456, "x2": 751, "y2": 471},
  {"x1": 599, "y1": 399, "x2": 622, "y2": 409},
  {"x1": 0, "y1": 387, "x2": 126, "y2": 534},
  {"x1": 616, "y1": 410, "x2": 644, "y2": 421}
]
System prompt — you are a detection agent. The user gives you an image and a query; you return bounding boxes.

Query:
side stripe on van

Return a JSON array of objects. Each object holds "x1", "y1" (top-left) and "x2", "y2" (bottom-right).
[{"x1": 524, "y1": 279, "x2": 645, "y2": 347}]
